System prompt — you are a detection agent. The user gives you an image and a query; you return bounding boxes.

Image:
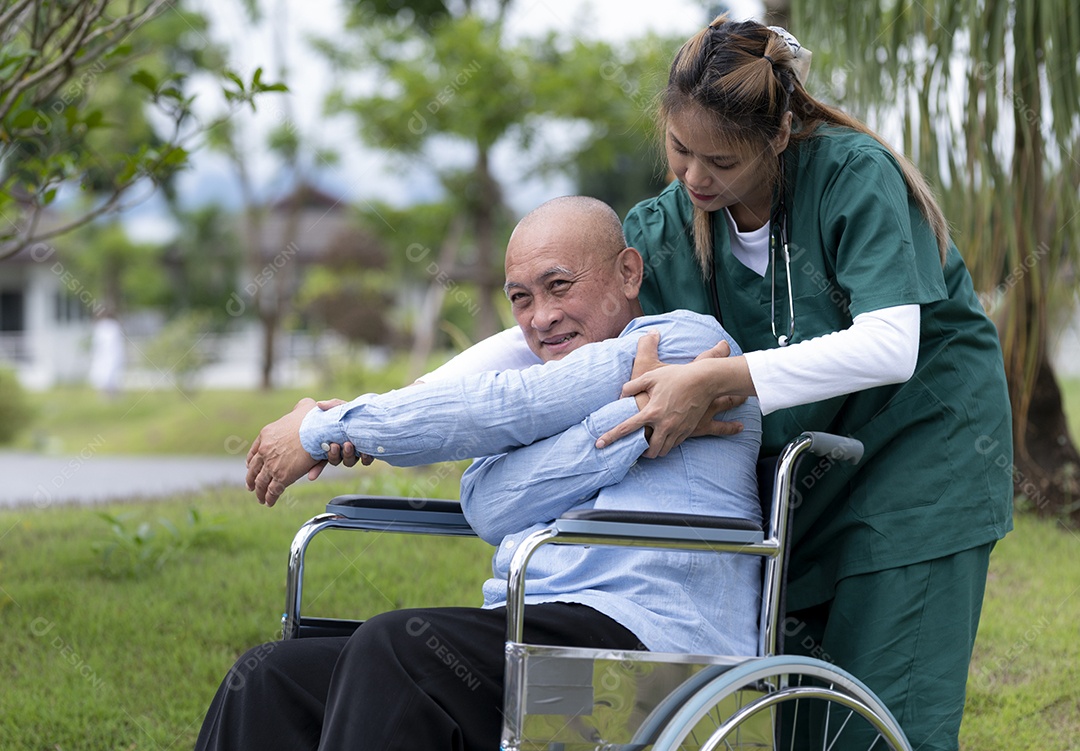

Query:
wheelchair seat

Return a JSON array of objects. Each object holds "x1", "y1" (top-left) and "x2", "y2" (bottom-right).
[{"x1": 281, "y1": 431, "x2": 911, "y2": 750}]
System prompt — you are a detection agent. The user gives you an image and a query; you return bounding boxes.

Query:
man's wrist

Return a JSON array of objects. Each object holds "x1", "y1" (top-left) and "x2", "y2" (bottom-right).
[{"x1": 299, "y1": 405, "x2": 334, "y2": 460}]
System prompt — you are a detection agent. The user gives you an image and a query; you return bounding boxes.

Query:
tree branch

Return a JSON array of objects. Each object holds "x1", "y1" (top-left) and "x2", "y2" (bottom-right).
[
  {"x1": 0, "y1": 0, "x2": 36, "y2": 39},
  {"x1": 0, "y1": 180, "x2": 151, "y2": 261},
  {"x1": 16, "y1": 1, "x2": 108, "y2": 101},
  {"x1": 0, "y1": 1, "x2": 102, "y2": 120}
]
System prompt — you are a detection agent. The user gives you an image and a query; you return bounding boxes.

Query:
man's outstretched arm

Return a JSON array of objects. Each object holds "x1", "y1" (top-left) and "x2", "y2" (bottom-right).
[
  {"x1": 299, "y1": 315, "x2": 732, "y2": 463},
  {"x1": 247, "y1": 313, "x2": 735, "y2": 504}
]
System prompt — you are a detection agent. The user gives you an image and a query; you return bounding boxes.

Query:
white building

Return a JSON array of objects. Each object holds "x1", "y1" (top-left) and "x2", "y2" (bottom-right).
[
  {"x1": 0, "y1": 243, "x2": 95, "y2": 389},
  {"x1": 0, "y1": 187, "x2": 390, "y2": 390}
]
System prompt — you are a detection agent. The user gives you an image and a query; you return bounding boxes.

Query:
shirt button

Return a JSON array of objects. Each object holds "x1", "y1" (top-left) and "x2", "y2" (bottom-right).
[
  {"x1": 376, "y1": 446, "x2": 385, "y2": 454},
  {"x1": 320, "y1": 442, "x2": 330, "y2": 453},
  {"x1": 505, "y1": 540, "x2": 516, "y2": 549}
]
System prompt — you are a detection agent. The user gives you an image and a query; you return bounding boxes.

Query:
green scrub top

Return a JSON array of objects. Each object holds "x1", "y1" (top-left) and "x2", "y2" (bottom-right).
[{"x1": 624, "y1": 126, "x2": 1013, "y2": 611}]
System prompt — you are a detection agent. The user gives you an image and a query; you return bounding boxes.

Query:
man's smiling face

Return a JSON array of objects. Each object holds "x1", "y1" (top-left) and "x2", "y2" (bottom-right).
[{"x1": 503, "y1": 204, "x2": 642, "y2": 362}]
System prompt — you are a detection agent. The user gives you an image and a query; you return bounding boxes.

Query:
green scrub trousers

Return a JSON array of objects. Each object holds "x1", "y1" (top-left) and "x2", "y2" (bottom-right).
[{"x1": 785, "y1": 544, "x2": 994, "y2": 751}]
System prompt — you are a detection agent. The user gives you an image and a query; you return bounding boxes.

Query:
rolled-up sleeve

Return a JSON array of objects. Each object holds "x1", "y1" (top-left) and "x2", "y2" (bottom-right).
[{"x1": 298, "y1": 311, "x2": 731, "y2": 466}]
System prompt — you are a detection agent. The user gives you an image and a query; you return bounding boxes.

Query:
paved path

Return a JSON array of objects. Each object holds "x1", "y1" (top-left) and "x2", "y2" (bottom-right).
[{"x1": 0, "y1": 452, "x2": 352, "y2": 508}]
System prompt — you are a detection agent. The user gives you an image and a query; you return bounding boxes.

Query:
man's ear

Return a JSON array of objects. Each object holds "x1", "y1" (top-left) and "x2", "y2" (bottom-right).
[{"x1": 619, "y1": 247, "x2": 645, "y2": 297}]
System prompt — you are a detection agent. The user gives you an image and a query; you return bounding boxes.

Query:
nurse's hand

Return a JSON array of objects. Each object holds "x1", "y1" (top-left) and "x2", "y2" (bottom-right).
[{"x1": 597, "y1": 334, "x2": 752, "y2": 458}]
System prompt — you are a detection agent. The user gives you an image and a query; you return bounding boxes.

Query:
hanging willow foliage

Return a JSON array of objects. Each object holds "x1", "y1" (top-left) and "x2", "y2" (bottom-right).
[{"x1": 791, "y1": 0, "x2": 1080, "y2": 452}]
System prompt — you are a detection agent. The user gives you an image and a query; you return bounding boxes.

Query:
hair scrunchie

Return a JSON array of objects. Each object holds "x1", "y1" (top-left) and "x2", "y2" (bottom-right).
[{"x1": 767, "y1": 26, "x2": 812, "y2": 86}]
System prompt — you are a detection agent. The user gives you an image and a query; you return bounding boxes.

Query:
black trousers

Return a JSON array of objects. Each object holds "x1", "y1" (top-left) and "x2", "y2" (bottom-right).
[{"x1": 194, "y1": 604, "x2": 640, "y2": 750}]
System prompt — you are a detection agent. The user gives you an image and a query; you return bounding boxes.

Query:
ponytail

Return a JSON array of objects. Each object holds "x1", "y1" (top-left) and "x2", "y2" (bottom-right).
[
  {"x1": 787, "y1": 88, "x2": 950, "y2": 264},
  {"x1": 662, "y1": 16, "x2": 949, "y2": 272}
]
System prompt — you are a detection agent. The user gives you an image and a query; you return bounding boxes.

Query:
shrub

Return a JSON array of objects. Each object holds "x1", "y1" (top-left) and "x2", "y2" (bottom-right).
[
  {"x1": 92, "y1": 507, "x2": 225, "y2": 578},
  {"x1": 0, "y1": 367, "x2": 32, "y2": 445}
]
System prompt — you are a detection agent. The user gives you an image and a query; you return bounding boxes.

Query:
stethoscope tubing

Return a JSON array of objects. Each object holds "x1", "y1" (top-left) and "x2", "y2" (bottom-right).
[{"x1": 770, "y1": 207, "x2": 795, "y2": 347}]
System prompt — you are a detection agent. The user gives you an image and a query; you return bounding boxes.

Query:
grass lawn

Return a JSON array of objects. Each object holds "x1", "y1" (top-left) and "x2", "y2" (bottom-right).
[
  {"x1": 2, "y1": 492, "x2": 1078, "y2": 749},
  {"x1": 1, "y1": 378, "x2": 1078, "y2": 749},
  {"x1": 963, "y1": 514, "x2": 1080, "y2": 750},
  {"x1": 17, "y1": 385, "x2": 319, "y2": 456},
  {"x1": 0, "y1": 469, "x2": 490, "y2": 749},
  {"x1": 14, "y1": 357, "x2": 414, "y2": 456}
]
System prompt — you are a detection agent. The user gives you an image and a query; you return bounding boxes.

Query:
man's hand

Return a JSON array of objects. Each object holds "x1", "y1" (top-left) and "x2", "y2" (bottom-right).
[
  {"x1": 246, "y1": 398, "x2": 321, "y2": 507},
  {"x1": 627, "y1": 332, "x2": 663, "y2": 413}
]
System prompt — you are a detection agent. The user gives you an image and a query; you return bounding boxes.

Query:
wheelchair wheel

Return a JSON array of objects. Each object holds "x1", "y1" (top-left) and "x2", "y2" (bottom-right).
[{"x1": 648, "y1": 656, "x2": 911, "y2": 751}]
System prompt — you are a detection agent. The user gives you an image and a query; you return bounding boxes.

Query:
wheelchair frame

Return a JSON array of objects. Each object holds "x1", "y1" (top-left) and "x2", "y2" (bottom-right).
[{"x1": 281, "y1": 431, "x2": 912, "y2": 750}]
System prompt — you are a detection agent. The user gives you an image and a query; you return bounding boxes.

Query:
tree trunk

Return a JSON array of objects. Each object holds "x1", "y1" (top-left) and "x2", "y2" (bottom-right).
[
  {"x1": 408, "y1": 215, "x2": 466, "y2": 381},
  {"x1": 471, "y1": 146, "x2": 502, "y2": 340},
  {"x1": 264, "y1": 184, "x2": 304, "y2": 391},
  {"x1": 1015, "y1": 351, "x2": 1080, "y2": 520},
  {"x1": 259, "y1": 307, "x2": 277, "y2": 390}
]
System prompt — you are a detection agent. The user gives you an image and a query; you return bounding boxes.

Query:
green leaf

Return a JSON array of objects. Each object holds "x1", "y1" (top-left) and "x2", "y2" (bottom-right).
[
  {"x1": 83, "y1": 109, "x2": 105, "y2": 129},
  {"x1": 157, "y1": 86, "x2": 184, "y2": 101},
  {"x1": 130, "y1": 69, "x2": 159, "y2": 93},
  {"x1": 116, "y1": 158, "x2": 139, "y2": 184},
  {"x1": 158, "y1": 146, "x2": 189, "y2": 169},
  {"x1": 224, "y1": 70, "x2": 245, "y2": 90},
  {"x1": 104, "y1": 43, "x2": 133, "y2": 60},
  {"x1": 10, "y1": 109, "x2": 44, "y2": 129}
]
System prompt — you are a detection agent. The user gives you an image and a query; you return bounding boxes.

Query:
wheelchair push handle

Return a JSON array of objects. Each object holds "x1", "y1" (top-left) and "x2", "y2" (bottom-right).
[{"x1": 803, "y1": 431, "x2": 864, "y2": 464}]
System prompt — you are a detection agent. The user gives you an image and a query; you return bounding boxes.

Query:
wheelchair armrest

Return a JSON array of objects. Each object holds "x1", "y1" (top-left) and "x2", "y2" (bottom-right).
[
  {"x1": 326, "y1": 495, "x2": 473, "y2": 530},
  {"x1": 553, "y1": 508, "x2": 764, "y2": 545}
]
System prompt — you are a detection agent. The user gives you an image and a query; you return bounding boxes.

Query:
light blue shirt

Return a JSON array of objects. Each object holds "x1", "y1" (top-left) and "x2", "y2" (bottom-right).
[{"x1": 300, "y1": 310, "x2": 763, "y2": 655}]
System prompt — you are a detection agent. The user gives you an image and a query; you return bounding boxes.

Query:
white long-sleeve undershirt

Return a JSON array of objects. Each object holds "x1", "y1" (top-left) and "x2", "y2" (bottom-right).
[
  {"x1": 743, "y1": 305, "x2": 920, "y2": 414},
  {"x1": 421, "y1": 304, "x2": 920, "y2": 417},
  {"x1": 723, "y1": 207, "x2": 919, "y2": 414}
]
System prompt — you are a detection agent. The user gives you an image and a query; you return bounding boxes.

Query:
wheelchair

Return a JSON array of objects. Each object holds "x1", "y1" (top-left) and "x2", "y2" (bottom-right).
[{"x1": 281, "y1": 431, "x2": 913, "y2": 751}]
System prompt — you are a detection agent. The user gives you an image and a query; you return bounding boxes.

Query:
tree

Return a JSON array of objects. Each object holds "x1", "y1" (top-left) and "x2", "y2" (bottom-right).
[
  {"x1": 62, "y1": 220, "x2": 170, "y2": 314},
  {"x1": 322, "y1": 3, "x2": 681, "y2": 376},
  {"x1": 790, "y1": 0, "x2": 1080, "y2": 516},
  {"x1": 0, "y1": 0, "x2": 284, "y2": 261},
  {"x1": 324, "y1": 10, "x2": 525, "y2": 344},
  {"x1": 161, "y1": 204, "x2": 244, "y2": 321}
]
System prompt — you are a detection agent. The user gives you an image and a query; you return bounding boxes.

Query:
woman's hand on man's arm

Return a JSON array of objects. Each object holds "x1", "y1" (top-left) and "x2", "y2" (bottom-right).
[{"x1": 596, "y1": 333, "x2": 754, "y2": 459}]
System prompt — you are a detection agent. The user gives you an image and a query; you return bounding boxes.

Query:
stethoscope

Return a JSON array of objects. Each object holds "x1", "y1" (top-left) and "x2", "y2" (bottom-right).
[
  {"x1": 769, "y1": 195, "x2": 795, "y2": 347},
  {"x1": 706, "y1": 188, "x2": 795, "y2": 347}
]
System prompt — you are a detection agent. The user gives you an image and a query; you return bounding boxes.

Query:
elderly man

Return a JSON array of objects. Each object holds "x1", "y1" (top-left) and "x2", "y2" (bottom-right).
[{"x1": 197, "y1": 196, "x2": 762, "y2": 751}]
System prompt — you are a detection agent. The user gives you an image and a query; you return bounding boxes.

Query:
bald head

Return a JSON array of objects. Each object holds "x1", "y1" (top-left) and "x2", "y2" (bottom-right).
[
  {"x1": 508, "y1": 196, "x2": 628, "y2": 263},
  {"x1": 503, "y1": 196, "x2": 644, "y2": 361}
]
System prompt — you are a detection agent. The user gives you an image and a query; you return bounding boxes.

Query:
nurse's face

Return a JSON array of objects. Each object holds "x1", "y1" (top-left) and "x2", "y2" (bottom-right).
[
  {"x1": 504, "y1": 224, "x2": 643, "y2": 362},
  {"x1": 665, "y1": 105, "x2": 785, "y2": 226}
]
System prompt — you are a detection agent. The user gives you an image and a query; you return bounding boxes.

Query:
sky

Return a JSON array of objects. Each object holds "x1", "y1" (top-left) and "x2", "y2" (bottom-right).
[{"x1": 125, "y1": 0, "x2": 764, "y2": 241}]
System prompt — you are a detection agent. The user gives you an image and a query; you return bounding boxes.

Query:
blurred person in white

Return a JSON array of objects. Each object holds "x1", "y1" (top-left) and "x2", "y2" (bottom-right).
[{"x1": 88, "y1": 309, "x2": 124, "y2": 399}]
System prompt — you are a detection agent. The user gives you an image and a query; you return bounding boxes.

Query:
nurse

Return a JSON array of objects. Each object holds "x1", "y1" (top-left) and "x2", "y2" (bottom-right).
[{"x1": 596, "y1": 16, "x2": 1013, "y2": 751}]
